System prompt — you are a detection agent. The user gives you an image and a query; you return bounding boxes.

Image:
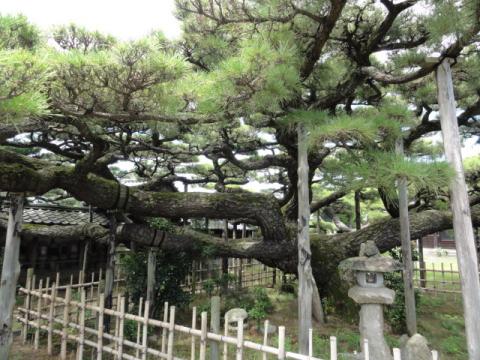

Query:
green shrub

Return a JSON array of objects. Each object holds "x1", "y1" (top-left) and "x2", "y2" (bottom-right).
[
  {"x1": 120, "y1": 246, "x2": 192, "y2": 317},
  {"x1": 247, "y1": 287, "x2": 273, "y2": 322},
  {"x1": 384, "y1": 246, "x2": 420, "y2": 334}
]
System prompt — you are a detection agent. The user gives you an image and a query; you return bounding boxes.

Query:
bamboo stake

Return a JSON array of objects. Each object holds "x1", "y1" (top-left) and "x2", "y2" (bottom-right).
[
  {"x1": 97, "y1": 294, "x2": 105, "y2": 360},
  {"x1": 393, "y1": 348, "x2": 401, "y2": 360},
  {"x1": 61, "y1": 286, "x2": 72, "y2": 360},
  {"x1": 47, "y1": 282, "x2": 57, "y2": 355},
  {"x1": 308, "y1": 328, "x2": 313, "y2": 359},
  {"x1": 135, "y1": 297, "x2": 143, "y2": 359},
  {"x1": 77, "y1": 290, "x2": 86, "y2": 360},
  {"x1": 161, "y1": 301, "x2": 169, "y2": 353},
  {"x1": 278, "y1": 326, "x2": 285, "y2": 360},
  {"x1": 191, "y1": 306, "x2": 197, "y2": 360},
  {"x1": 200, "y1": 312, "x2": 208, "y2": 360},
  {"x1": 167, "y1": 306, "x2": 176, "y2": 360},
  {"x1": 432, "y1": 350, "x2": 439, "y2": 360},
  {"x1": 262, "y1": 320, "x2": 269, "y2": 360},
  {"x1": 236, "y1": 319, "x2": 244, "y2": 360},
  {"x1": 141, "y1": 301, "x2": 150, "y2": 360},
  {"x1": 22, "y1": 268, "x2": 34, "y2": 344},
  {"x1": 223, "y1": 316, "x2": 229, "y2": 360},
  {"x1": 34, "y1": 279, "x2": 43, "y2": 350},
  {"x1": 363, "y1": 339, "x2": 369, "y2": 360},
  {"x1": 117, "y1": 297, "x2": 126, "y2": 360},
  {"x1": 330, "y1": 336, "x2": 337, "y2": 360}
]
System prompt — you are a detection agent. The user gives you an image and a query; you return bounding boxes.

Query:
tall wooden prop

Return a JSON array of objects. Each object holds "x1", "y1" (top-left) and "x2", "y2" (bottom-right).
[
  {"x1": 435, "y1": 58, "x2": 480, "y2": 359},
  {"x1": 395, "y1": 139, "x2": 417, "y2": 336},
  {"x1": 104, "y1": 213, "x2": 117, "y2": 332},
  {"x1": 0, "y1": 193, "x2": 24, "y2": 358},
  {"x1": 297, "y1": 124, "x2": 313, "y2": 354},
  {"x1": 146, "y1": 248, "x2": 157, "y2": 315}
]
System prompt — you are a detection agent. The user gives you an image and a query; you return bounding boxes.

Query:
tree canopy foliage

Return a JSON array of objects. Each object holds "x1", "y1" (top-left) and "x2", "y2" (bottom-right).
[{"x1": 1, "y1": 0, "x2": 480, "y2": 293}]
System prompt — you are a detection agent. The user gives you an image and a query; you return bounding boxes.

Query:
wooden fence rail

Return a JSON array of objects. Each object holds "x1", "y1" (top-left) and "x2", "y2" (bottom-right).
[
  {"x1": 17, "y1": 271, "x2": 439, "y2": 360},
  {"x1": 412, "y1": 261, "x2": 480, "y2": 295}
]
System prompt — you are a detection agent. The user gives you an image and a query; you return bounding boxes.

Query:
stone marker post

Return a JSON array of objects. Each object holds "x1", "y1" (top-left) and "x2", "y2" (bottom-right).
[
  {"x1": 339, "y1": 241, "x2": 401, "y2": 360},
  {"x1": 210, "y1": 296, "x2": 221, "y2": 360}
]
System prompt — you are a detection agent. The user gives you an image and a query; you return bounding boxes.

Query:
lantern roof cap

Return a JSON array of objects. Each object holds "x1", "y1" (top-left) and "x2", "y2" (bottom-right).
[{"x1": 339, "y1": 241, "x2": 402, "y2": 273}]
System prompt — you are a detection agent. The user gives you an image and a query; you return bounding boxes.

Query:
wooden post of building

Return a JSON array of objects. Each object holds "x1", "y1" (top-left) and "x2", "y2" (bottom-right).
[
  {"x1": 433, "y1": 57, "x2": 480, "y2": 358},
  {"x1": 354, "y1": 190, "x2": 361, "y2": 230},
  {"x1": 297, "y1": 123, "x2": 317, "y2": 353},
  {"x1": 146, "y1": 247, "x2": 157, "y2": 315},
  {"x1": 222, "y1": 219, "x2": 229, "y2": 290},
  {"x1": 0, "y1": 193, "x2": 24, "y2": 359},
  {"x1": 104, "y1": 213, "x2": 117, "y2": 333},
  {"x1": 396, "y1": 138, "x2": 417, "y2": 336},
  {"x1": 418, "y1": 237, "x2": 427, "y2": 288}
]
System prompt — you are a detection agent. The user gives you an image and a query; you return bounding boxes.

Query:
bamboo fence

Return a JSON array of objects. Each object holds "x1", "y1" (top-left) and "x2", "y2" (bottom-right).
[{"x1": 16, "y1": 270, "x2": 441, "y2": 360}]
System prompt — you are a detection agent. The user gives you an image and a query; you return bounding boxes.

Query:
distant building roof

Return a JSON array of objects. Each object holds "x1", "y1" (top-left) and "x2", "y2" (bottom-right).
[{"x1": 0, "y1": 204, "x2": 109, "y2": 226}]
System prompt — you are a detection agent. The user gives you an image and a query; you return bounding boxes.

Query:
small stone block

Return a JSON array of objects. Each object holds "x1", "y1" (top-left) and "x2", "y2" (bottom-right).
[{"x1": 225, "y1": 308, "x2": 248, "y2": 323}]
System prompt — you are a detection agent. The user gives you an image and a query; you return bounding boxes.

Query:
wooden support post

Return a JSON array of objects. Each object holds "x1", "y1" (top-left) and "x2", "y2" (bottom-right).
[
  {"x1": 191, "y1": 261, "x2": 197, "y2": 295},
  {"x1": 141, "y1": 301, "x2": 150, "y2": 360},
  {"x1": 104, "y1": 214, "x2": 117, "y2": 333},
  {"x1": 146, "y1": 247, "x2": 157, "y2": 314},
  {"x1": 210, "y1": 296, "x2": 220, "y2": 360},
  {"x1": 48, "y1": 282, "x2": 57, "y2": 355},
  {"x1": 61, "y1": 286, "x2": 72, "y2": 360},
  {"x1": 354, "y1": 190, "x2": 361, "y2": 230},
  {"x1": 222, "y1": 219, "x2": 229, "y2": 290},
  {"x1": 34, "y1": 279, "x2": 43, "y2": 350},
  {"x1": 22, "y1": 268, "x2": 33, "y2": 344},
  {"x1": 297, "y1": 124, "x2": 315, "y2": 353},
  {"x1": 396, "y1": 138, "x2": 417, "y2": 335},
  {"x1": 167, "y1": 306, "x2": 175, "y2": 360},
  {"x1": 191, "y1": 306, "x2": 197, "y2": 360},
  {"x1": 200, "y1": 312, "x2": 208, "y2": 360},
  {"x1": 435, "y1": 57, "x2": 480, "y2": 359},
  {"x1": 0, "y1": 193, "x2": 24, "y2": 358}
]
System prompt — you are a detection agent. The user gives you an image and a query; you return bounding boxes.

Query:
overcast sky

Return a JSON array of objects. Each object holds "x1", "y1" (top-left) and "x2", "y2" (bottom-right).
[{"x1": 0, "y1": 0, "x2": 181, "y2": 40}]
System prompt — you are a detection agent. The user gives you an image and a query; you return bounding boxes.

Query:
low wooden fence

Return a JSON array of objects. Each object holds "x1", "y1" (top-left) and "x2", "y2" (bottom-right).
[
  {"x1": 182, "y1": 259, "x2": 289, "y2": 294},
  {"x1": 413, "y1": 261, "x2": 466, "y2": 295},
  {"x1": 16, "y1": 272, "x2": 441, "y2": 360}
]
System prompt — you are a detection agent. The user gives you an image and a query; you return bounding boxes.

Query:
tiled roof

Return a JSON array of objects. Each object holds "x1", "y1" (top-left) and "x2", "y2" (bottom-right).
[{"x1": 1, "y1": 205, "x2": 109, "y2": 226}]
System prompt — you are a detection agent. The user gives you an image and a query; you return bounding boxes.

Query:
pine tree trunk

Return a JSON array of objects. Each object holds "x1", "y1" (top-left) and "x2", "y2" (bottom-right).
[
  {"x1": 0, "y1": 193, "x2": 24, "y2": 358},
  {"x1": 436, "y1": 58, "x2": 480, "y2": 359},
  {"x1": 395, "y1": 138, "x2": 417, "y2": 336},
  {"x1": 297, "y1": 124, "x2": 313, "y2": 354}
]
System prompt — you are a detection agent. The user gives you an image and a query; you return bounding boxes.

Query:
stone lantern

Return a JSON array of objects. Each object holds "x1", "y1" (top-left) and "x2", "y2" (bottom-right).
[{"x1": 339, "y1": 241, "x2": 401, "y2": 360}]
